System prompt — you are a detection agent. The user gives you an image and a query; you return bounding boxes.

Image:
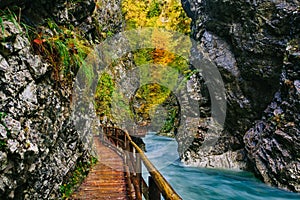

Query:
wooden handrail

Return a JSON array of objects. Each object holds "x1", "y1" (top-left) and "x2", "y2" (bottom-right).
[
  {"x1": 124, "y1": 131, "x2": 182, "y2": 200},
  {"x1": 100, "y1": 126, "x2": 182, "y2": 200}
]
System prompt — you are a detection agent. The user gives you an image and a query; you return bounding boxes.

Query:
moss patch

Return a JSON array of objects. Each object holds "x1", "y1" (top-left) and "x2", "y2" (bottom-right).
[{"x1": 60, "y1": 156, "x2": 97, "y2": 199}]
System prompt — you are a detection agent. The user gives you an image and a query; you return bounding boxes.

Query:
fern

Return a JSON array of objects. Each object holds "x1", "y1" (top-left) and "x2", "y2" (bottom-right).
[{"x1": 0, "y1": 17, "x2": 4, "y2": 36}]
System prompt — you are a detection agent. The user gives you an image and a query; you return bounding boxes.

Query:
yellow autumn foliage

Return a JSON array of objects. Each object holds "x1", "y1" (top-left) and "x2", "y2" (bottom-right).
[
  {"x1": 121, "y1": 0, "x2": 192, "y2": 123},
  {"x1": 122, "y1": 0, "x2": 191, "y2": 34},
  {"x1": 95, "y1": 0, "x2": 192, "y2": 126}
]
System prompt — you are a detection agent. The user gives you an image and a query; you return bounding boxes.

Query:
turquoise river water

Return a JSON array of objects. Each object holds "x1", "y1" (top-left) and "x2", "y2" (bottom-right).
[{"x1": 142, "y1": 132, "x2": 300, "y2": 200}]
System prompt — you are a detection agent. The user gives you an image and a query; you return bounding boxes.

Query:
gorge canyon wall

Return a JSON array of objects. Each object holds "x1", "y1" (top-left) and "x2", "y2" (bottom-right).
[{"x1": 180, "y1": 0, "x2": 299, "y2": 192}]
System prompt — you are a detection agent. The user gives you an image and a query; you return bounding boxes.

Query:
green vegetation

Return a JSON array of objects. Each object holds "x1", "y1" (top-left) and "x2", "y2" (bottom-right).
[
  {"x1": 31, "y1": 19, "x2": 92, "y2": 85},
  {"x1": 0, "y1": 112, "x2": 6, "y2": 120},
  {"x1": 60, "y1": 156, "x2": 97, "y2": 199},
  {"x1": 270, "y1": 113, "x2": 287, "y2": 128},
  {"x1": 0, "y1": 7, "x2": 95, "y2": 87},
  {"x1": 0, "y1": 16, "x2": 4, "y2": 35},
  {"x1": 122, "y1": 0, "x2": 191, "y2": 133},
  {"x1": 94, "y1": 73, "x2": 115, "y2": 120},
  {"x1": 159, "y1": 106, "x2": 178, "y2": 134},
  {"x1": 111, "y1": 91, "x2": 133, "y2": 124},
  {"x1": 0, "y1": 8, "x2": 22, "y2": 43},
  {"x1": 0, "y1": 8, "x2": 20, "y2": 30},
  {"x1": 93, "y1": 0, "x2": 193, "y2": 134},
  {"x1": 134, "y1": 83, "x2": 171, "y2": 122},
  {"x1": 106, "y1": 30, "x2": 114, "y2": 37},
  {"x1": 147, "y1": 1, "x2": 162, "y2": 18},
  {"x1": 0, "y1": 112, "x2": 8, "y2": 150},
  {"x1": 0, "y1": 140, "x2": 6, "y2": 150}
]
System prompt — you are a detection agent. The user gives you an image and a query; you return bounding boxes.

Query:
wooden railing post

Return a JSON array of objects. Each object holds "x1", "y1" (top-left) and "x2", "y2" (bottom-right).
[
  {"x1": 135, "y1": 153, "x2": 142, "y2": 200},
  {"x1": 149, "y1": 176, "x2": 161, "y2": 200},
  {"x1": 125, "y1": 135, "x2": 130, "y2": 165},
  {"x1": 100, "y1": 127, "x2": 182, "y2": 200},
  {"x1": 115, "y1": 128, "x2": 118, "y2": 148},
  {"x1": 136, "y1": 152, "x2": 142, "y2": 180}
]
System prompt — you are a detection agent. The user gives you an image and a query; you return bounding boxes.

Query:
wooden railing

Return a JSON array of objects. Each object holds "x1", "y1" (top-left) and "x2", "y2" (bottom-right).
[{"x1": 100, "y1": 126, "x2": 182, "y2": 200}]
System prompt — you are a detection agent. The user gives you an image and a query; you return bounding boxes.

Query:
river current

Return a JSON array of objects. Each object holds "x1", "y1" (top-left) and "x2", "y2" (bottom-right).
[{"x1": 142, "y1": 132, "x2": 300, "y2": 200}]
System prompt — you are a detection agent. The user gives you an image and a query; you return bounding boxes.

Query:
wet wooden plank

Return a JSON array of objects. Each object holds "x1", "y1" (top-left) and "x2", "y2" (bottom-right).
[{"x1": 71, "y1": 137, "x2": 129, "y2": 200}]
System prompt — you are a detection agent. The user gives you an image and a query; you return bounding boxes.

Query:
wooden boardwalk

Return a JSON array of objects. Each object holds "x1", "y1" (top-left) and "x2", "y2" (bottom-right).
[{"x1": 71, "y1": 137, "x2": 128, "y2": 200}]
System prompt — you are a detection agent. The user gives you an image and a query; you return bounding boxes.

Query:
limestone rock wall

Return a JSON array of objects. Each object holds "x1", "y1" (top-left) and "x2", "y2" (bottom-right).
[
  {"x1": 0, "y1": 0, "x2": 123, "y2": 199},
  {"x1": 181, "y1": 0, "x2": 300, "y2": 192},
  {"x1": 244, "y1": 40, "x2": 300, "y2": 191}
]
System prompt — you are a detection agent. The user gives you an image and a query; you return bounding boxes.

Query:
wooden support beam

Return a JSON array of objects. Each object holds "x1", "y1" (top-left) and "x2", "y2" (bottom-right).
[
  {"x1": 142, "y1": 177, "x2": 149, "y2": 200},
  {"x1": 149, "y1": 176, "x2": 161, "y2": 200}
]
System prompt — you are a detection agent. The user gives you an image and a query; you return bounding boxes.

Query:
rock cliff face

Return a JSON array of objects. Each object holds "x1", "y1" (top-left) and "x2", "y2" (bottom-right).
[
  {"x1": 0, "y1": 0, "x2": 123, "y2": 199},
  {"x1": 180, "y1": 0, "x2": 300, "y2": 192}
]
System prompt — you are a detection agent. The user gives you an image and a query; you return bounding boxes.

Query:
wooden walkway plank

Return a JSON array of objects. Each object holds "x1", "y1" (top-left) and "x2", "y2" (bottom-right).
[{"x1": 71, "y1": 137, "x2": 129, "y2": 200}]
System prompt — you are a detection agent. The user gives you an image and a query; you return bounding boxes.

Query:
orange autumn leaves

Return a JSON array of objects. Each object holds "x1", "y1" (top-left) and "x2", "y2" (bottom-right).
[
  {"x1": 122, "y1": 0, "x2": 191, "y2": 66},
  {"x1": 152, "y1": 48, "x2": 175, "y2": 64},
  {"x1": 150, "y1": 29, "x2": 176, "y2": 65}
]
